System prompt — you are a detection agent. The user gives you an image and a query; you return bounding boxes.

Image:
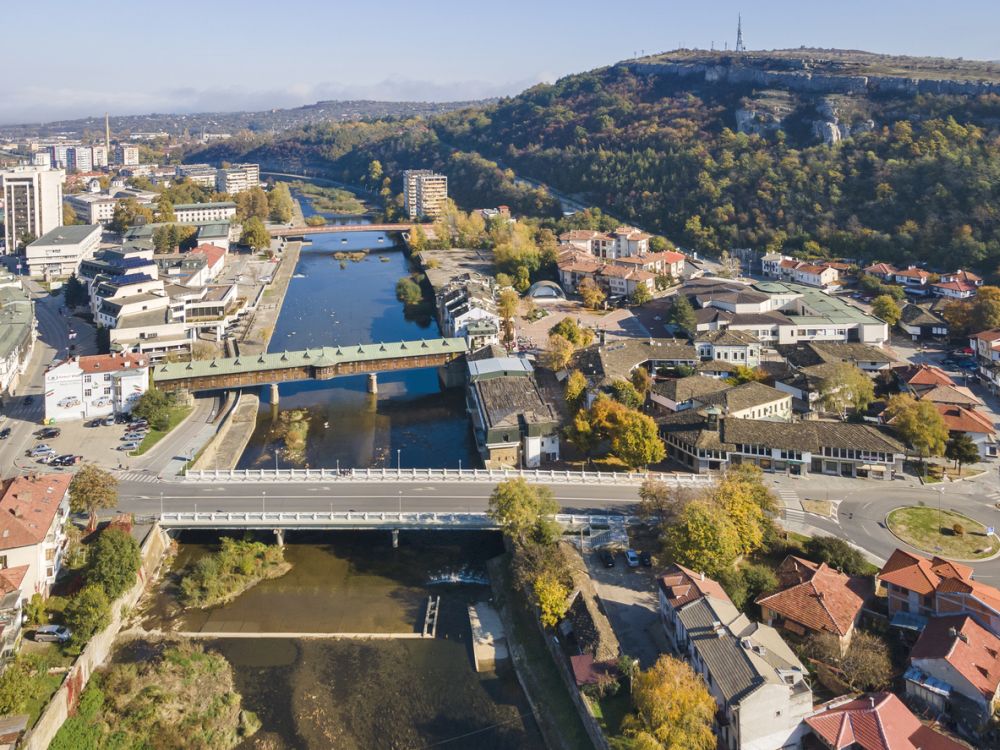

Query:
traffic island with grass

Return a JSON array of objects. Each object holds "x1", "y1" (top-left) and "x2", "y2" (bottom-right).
[
  {"x1": 132, "y1": 404, "x2": 193, "y2": 456},
  {"x1": 886, "y1": 506, "x2": 999, "y2": 560}
]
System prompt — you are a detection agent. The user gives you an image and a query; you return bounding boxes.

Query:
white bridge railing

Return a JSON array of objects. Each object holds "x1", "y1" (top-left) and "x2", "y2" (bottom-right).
[
  {"x1": 181, "y1": 467, "x2": 711, "y2": 486},
  {"x1": 157, "y1": 511, "x2": 643, "y2": 528}
]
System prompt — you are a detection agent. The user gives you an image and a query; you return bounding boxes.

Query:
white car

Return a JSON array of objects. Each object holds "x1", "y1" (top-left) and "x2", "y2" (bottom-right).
[{"x1": 119, "y1": 441, "x2": 139, "y2": 451}]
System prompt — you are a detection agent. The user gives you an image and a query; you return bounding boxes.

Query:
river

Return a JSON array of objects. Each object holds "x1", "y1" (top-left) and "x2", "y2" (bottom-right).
[
  {"x1": 237, "y1": 191, "x2": 478, "y2": 471},
  {"x1": 138, "y1": 531, "x2": 543, "y2": 749}
]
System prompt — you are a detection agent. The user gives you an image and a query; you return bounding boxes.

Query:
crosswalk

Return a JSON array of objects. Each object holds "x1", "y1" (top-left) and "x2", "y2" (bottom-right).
[
  {"x1": 775, "y1": 488, "x2": 799, "y2": 507},
  {"x1": 987, "y1": 490, "x2": 1000, "y2": 507},
  {"x1": 116, "y1": 471, "x2": 161, "y2": 484}
]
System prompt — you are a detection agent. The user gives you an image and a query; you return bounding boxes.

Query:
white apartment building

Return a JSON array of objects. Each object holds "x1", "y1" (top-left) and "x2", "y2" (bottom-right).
[
  {"x1": 115, "y1": 144, "x2": 139, "y2": 166},
  {"x1": 91, "y1": 145, "x2": 109, "y2": 168},
  {"x1": 0, "y1": 279, "x2": 36, "y2": 395},
  {"x1": 44, "y1": 352, "x2": 150, "y2": 422},
  {"x1": 173, "y1": 202, "x2": 237, "y2": 223},
  {"x1": 31, "y1": 152, "x2": 51, "y2": 168},
  {"x1": 0, "y1": 474, "x2": 72, "y2": 598},
  {"x1": 215, "y1": 163, "x2": 260, "y2": 194},
  {"x1": 25, "y1": 224, "x2": 102, "y2": 279},
  {"x1": 0, "y1": 166, "x2": 65, "y2": 252},
  {"x1": 67, "y1": 146, "x2": 93, "y2": 173},
  {"x1": 176, "y1": 164, "x2": 218, "y2": 188},
  {"x1": 403, "y1": 169, "x2": 448, "y2": 219}
]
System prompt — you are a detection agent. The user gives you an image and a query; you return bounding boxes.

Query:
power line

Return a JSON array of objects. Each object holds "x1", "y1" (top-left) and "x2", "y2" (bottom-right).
[{"x1": 410, "y1": 712, "x2": 533, "y2": 749}]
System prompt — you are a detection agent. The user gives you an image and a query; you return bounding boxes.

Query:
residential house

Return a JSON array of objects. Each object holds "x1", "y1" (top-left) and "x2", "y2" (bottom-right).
[
  {"x1": 696, "y1": 381, "x2": 793, "y2": 421},
  {"x1": 0, "y1": 474, "x2": 72, "y2": 598},
  {"x1": 899, "y1": 302, "x2": 949, "y2": 341},
  {"x1": 932, "y1": 270, "x2": 983, "y2": 300},
  {"x1": 777, "y1": 259, "x2": 839, "y2": 287},
  {"x1": 863, "y1": 262, "x2": 897, "y2": 281},
  {"x1": 436, "y1": 277, "x2": 501, "y2": 341},
  {"x1": 879, "y1": 549, "x2": 1000, "y2": 635},
  {"x1": 893, "y1": 266, "x2": 934, "y2": 294},
  {"x1": 575, "y1": 338, "x2": 699, "y2": 387},
  {"x1": 971, "y1": 329, "x2": 1000, "y2": 395},
  {"x1": 694, "y1": 329, "x2": 762, "y2": 367},
  {"x1": 466, "y1": 357, "x2": 559, "y2": 468},
  {"x1": 805, "y1": 693, "x2": 967, "y2": 750},
  {"x1": 44, "y1": 352, "x2": 150, "y2": 422},
  {"x1": 558, "y1": 226, "x2": 652, "y2": 259},
  {"x1": 777, "y1": 341, "x2": 895, "y2": 373},
  {"x1": 756, "y1": 556, "x2": 872, "y2": 652},
  {"x1": 0, "y1": 566, "x2": 28, "y2": 658},
  {"x1": 933, "y1": 403, "x2": 997, "y2": 459},
  {"x1": 657, "y1": 564, "x2": 813, "y2": 750},
  {"x1": 650, "y1": 375, "x2": 729, "y2": 413},
  {"x1": 906, "y1": 614, "x2": 1000, "y2": 730}
]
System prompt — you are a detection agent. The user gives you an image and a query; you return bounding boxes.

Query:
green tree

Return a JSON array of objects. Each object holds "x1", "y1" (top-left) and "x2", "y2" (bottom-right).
[
  {"x1": 631, "y1": 284, "x2": 652, "y2": 306},
  {"x1": 727, "y1": 365, "x2": 767, "y2": 385},
  {"x1": 88, "y1": 528, "x2": 141, "y2": 600},
  {"x1": 367, "y1": 159, "x2": 383, "y2": 188},
  {"x1": 155, "y1": 195, "x2": 175, "y2": 222},
  {"x1": 818, "y1": 363, "x2": 875, "y2": 418},
  {"x1": 152, "y1": 223, "x2": 177, "y2": 253},
  {"x1": 872, "y1": 294, "x2": 902, "y2": 326},
  {"x1": 549, "y1": 317, "x2": 594, "y2": 347},
  {"x1": 610, "y1": 410, "x2": 665, "y2": 469},
  {"x1": 239, "y1": 216, "x2": 271, "y2": 251},
  {"x1": 62, "y1": 202, "x2": 79, "y2": 226},
  {"x1": 663, "y1": 499, "x2": 740, "y2": 575},
  {"x1": 803, "y1": 536, "x2": 873, "y2": 576},
  {"x1": 620, "y1": 655, "x2": 716, "y2": 750},
  {"x1": 63, "y1": 585, "x2": 111, "y2": 643},
  {"x1": 64, "y1": 274, "x2": 89, "y2": 308},
  {"x1": 0, "y1": 661, "x2": 30, "y2": 715},
  {"x1": 395, "y1": 276, "x2": 423, "y2": 306},
  {"x1": 498, "y1": 288, "x2": 520, "y2": 346},
  {"x1": 972, "y1": 286, "x2": 1000, "y2": 331},
  {"x1": 515, "y1": 266, "x2": 531, "y2": 293},
  {"x1": 109, "y1": 198, "x2": 153, "y2": 233},
  {"x1": 945, "y1": 432, "x2": 981, "y2": 474},
  {"x1": 69, "y1": 465, "x2": 118, "y2": 529},
  {"x1": 564, "y1": 370, "x2": 588, "y2": 410},
  {"x1": 609, "y1": 380, "x2": 643, "y2": 410},
  {"x1": 487, "y1": 478, "x2": 560, "y2": 545},
  {"x1": 534, "y1": 572, "x2": 569, "y2": 628},
  {"x1": 886, "y1": 393, "x2": 949, "y2": 463},
  {"x1": 669, "y1": 293, "x2": 697, "y2": 334},
  {"x1": 268, "y1": 182, "x2": 295, "y2": 223}
]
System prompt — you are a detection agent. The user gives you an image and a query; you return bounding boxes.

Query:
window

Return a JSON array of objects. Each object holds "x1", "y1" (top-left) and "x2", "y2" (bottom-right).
[
  {"x1": 0, "y1": 555, "x2": 6, "y2": 569},
  {"x1": 84, "y1": 389, "x2": 91, "y2": 397}
]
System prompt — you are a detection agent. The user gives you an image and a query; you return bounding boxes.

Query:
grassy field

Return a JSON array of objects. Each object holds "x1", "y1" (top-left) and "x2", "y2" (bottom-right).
[
  {"x1": 132, "y1": 405, "x2": 193, "y2": 456},
  {"x1": 887, "y1": 506, "x2": 999, "y2": 559},
  {"x1": 289, "y1": 180, "x2": 367, "y2": 214}
]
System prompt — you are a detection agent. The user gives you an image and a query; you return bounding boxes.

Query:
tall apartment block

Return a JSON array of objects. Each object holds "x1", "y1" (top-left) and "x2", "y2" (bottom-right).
[
  {"x1": 215, "y1": 163, "x2": 260, "y2": 194},
  {"x1": 403, "y1": 169, "x2": 448, "y2": 219},
  {"x1": 0, "y1": 167, "x2": 65, "y2": 252}
]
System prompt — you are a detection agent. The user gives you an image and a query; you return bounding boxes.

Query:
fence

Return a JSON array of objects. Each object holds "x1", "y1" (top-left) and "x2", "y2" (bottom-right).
[{"x1": 181, "y1": 466, "x2": 712, "y2": 486}]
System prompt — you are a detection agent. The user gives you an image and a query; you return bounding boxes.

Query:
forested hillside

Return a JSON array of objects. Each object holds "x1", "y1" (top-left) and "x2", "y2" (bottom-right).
[{"x1": 189, "y1": 55, "x2": 1000, "y2": 276}]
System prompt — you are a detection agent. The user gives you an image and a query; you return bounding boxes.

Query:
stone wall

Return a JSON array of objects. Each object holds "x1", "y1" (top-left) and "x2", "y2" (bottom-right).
[{"x1": 22, "y1": 524, "x2": 171, "y2": 750}]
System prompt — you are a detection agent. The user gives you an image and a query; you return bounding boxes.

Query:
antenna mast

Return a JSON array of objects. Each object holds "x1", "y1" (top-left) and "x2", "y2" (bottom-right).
[{"x1": 735, "y1": 15, "x2": 746, "y2": 53}]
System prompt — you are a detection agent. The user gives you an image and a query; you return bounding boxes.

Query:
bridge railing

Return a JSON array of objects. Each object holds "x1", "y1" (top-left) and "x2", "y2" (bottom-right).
[
  {"x1": 181, "y1": 467, "x2": 711, "y2": 486},
  {"x1": 157, "y1": 511, "x2": 643, "y2": 528}
]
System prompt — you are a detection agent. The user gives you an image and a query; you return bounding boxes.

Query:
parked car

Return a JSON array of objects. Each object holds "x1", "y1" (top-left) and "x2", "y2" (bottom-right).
[
  {"x1": 119, "y1": 441, "x2": 139, "y2": 451},
  {"x1": 86, "y1": 418, "x2": 103, "y2": 428},
  {"x1": 55, "y1": 454, "x2": 81, "y2": 466},
  {"x1": 122, "y1": 432, "x2": 146, "y2": 442},
  {"x1": 624, "y1": 549, "x2": 640, "y2": 568},
  {"x1": 129, "y1": 419, "x2": 148, "y2": 429},
  {"x1": 36, "y1": 454, "x2": 57, "y2": 465},
  {"x1": 33, "y1": 625, "x2": 71, "y2": 643},
  {"x1": 640, "y1": 551, "x2": 653, "y2": 568},
  {"x1": 0, "y1": 428, "x2": 10, "y2": 440},
  {"x1": 28, "y1": 444, "x2": 53, "y2": 457},
  {"x1": 599, "y1": 549, "x2": 615, "y2": 568},
  {"x1": 102, "y1": 416, "x2": 117, "y2": 427},
  {"x1": 115, "y1": 413, "x2": 131, "y2": 424}
]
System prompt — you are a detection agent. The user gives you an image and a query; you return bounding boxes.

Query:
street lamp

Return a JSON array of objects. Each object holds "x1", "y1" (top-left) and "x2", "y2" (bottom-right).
[
  {"x1": 397, "y1": 449, "x2": 401, "y2": 472},
  {"x1": 262, "y1": 490, "x2": 266, "y2": 515}
]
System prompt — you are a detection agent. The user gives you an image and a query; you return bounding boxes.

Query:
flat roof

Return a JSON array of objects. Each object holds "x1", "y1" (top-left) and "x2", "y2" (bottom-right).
[
  {"x1": 173, "y1": 202, "x2": 236, "y2": 211},
  {"x1": 29, "y1": 224, "x2": 101, "y2": 246}
]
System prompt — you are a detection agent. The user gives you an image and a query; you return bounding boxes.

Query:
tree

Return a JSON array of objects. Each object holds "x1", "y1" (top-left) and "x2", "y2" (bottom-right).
[
  {"x1": 872, "y1": 294, "x2": 902, "y2": 326},
  {"x1": 70, "y1": 465, "x2": 118, "y2": 529},
  {"x1": 818, "y1": 363, "x2": 875, "y2": 418},
  {"x1": 945, "y1": 432, "x2": 980, "y2": 474},
  {"x1": 669, "y1": 293, "x2": 697, "y2": 334},
  {"x1": 578, "y1": 277, "x2": 606, "y2": 309},
  {"x1": 727, "y1": 365, "x2": 767, "y2": 385},
  {"x1": 630, "y1": 366, "x2": 652, "y2": 395},
  {"x1": 631, "y1": 284, "x2": 652, "y2": 306},
  {"x1": 809, "y1": 631, "x2": 893, "y2": 692},
  {"x1": 240, "y1": 216, "x2": 271, "y2": 251},
  {"x1": 395, "y1": 276, "x2": 423, "y2": 306},
  {"x1": 542, "y1": 333, "x2": 576, "y2": 371},
  {"x1": 534, "y1": 572, "x2": 569, "y2": 628},
  {"x1": 487, "y1": 478, "x2": 559, "y2": 545},
  {"x1": 234, "y1": 186, "x2": 270, "y2": 222},
  {"x1": 804, "y1": 537, "x2": 871, "y2": 575},
  {"x1": 63, "y1": 585, "x2": 111, "y2": 643},
  {"x1": 564, "y1": 370, "x2": 588, "y2": 410},
  {"x1": 611, "y1": 410, "x2": 665, "y2": 469},
  {"x1": 366, "y1": 159, "x2": 383, "y2": 188},
  {"x1": 132, "y1": 388, "x2": 174, "y2": 430},
  {"x1": 663, "y1": 499, "x2": 740, "y2": 576},
  {"x1": 62, "y1": 203, "x2": 79, "y2": 226},
  {"x1": 109, "y1": 198, "x2": 153, "y2": 233},
  {"x1": 972, "y1": 286, "x2": 1000, "y2": 331},
  {"x1": 549, "y1": 317, "x2": 594, "y2": 347},
  {"x1": 620, "y1": 655, "x2": 716, "y2": 750},
  {"x1": 637, "y1": 479, "x2": 689, "y2": 525},
  {"x1": 268, "y1": 182, "x2": 295, "y2": 223},
  {"x1": 498, "y1": 289, "x2": 520, "y2": 346},
  {"x1": 609, "y1": 380, "x2": 643, "y2": 410},
  {"x1": 155, "y1": 195, "x2": 175, "y2": 223},
  {"x1": 717, "y1": 249, "x2": 741, "y2": 279},
  {"x1": 654, "y1": 272, "x2": 674, "y2": 291},
  {"x1": 152, "y1": 223, "x2": 178, "y2": 253},
  {"x1": 0, "y1": 661, "x2": 31, "y2": 715},
  {"x1": 88, "y1": 528, "x2": 141, "y2": 600},
  {"x1": 885, "y1": 393, "x2": 949, "y2": 462},
  {"x1": 64, "y1": 274, "x2": 89, "y2": 308}
]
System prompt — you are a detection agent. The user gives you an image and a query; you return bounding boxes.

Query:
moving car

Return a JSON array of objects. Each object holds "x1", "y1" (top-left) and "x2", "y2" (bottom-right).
[
  {"x1": 599, "y1": 549, "x2": 615, "y2": 568},
  {"x1": 624, "y1": 549, "x2": 640, "y2": 568},
  {"x1": 0, "y1": 428, "x2": 10, "y2": 440},
  {"x1": 33, "y1": 625, "x2": 72, "y2": 643},
  {"x1": 86, "y1": 418, "x2": 103, "y2": 428},
  {"x1": 55, "y1": 454, "x2": 81, "y2": 466}
]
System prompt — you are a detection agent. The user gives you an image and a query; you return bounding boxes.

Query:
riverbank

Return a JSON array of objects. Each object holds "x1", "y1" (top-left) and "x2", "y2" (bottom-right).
[
  {"x1": 193, "y1": 240, "x2": 302, "y2": 470},
  {"x1": 179, "y1": 537, "x2": 291, "y2": 610}
]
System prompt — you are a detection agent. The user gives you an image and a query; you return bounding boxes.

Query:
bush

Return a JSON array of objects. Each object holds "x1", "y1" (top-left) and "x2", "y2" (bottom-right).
[
  {"x1": 952, "y1": 523, "x2": 965, "y2": 536},
  {"x1": 88, "y1": 528, "x2": 141, "y2": 600},
  {"x1": 395, "y1": 276, "x2": 423, "y2": 306},
  {"x1": 63, "y1": 586, "x2": 111, "y2": 643},
  {"x1": 803, "y1": 536, "x2": 874, "y2": 576}
]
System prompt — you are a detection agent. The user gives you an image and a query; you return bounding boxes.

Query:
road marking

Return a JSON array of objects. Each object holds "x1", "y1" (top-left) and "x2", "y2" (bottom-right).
[{"x1": 123, "y1": 492, "x2": 641, "y2": 503}]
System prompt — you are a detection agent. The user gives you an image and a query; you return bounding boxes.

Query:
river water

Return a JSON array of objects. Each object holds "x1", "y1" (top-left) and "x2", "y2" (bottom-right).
[
  {"x1": 138, "y1": 531, "x2": 543, "y2": 749},
  {"x1": 237, "y1": 194, "x2": 478, "y2": 471}
]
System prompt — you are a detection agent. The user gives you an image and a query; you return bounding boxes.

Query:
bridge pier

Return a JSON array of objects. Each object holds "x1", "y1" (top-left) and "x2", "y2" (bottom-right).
[
  {"x1": 391, "y1": 529, "x2": 399, "y2": 548},
  {"x1": 269, "y1": 383, "x2": 280, "y2": 404},
  {"x1": 367, "y1": 373, "x2": 378, "y2": 394},
  {"x1": 274, "y1": 529, "x2": 285, "y2": 548}
]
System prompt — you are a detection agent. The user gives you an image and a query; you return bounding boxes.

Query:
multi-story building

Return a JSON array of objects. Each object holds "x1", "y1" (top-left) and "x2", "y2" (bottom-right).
[
  {"x1": 0, "y1": 277, "x2": 36, "y2": 395},
  {"x1": 437, "y1": 279, "x2": 501, "y2": 340},
  {"x1": 403, "y1": 169, "x2": 448, "y2": 219},
  {"x1": 67, "y1": 146, "x2": 93, "y2": 173},
  {"x1": 176, "y1": 164, "x2": 219, "y2": 188},
  {"x1": 44, "y1": 352, "x2": 150, "y2": 422},
  {"x1": 31, "y1": 151, "x2": 51, "y2": 168},
  {"x1": 25, "y1": 224, "x2": 102, "y2": 279},
  {"x1": 694, "y1": 329, "x2": 763, "y2": 367},
  {"x1": 0, "y1": 166, "x2": 65, "y2": 252},
  {"x1": 90, "y1": 145, "x2": 109, "y2": 169},
  {"x1": 215, "y1": 163, "x2": 260, "y2": 194},
  {"x1": 0, "y1": 474, "x2": 72, "y2": 598},
  {"x1": 115, "y1": 144, "x2": 139, "y2": 166},
  {"x1": 173, "y1": 202, "x2": 237, "y2": 224}
]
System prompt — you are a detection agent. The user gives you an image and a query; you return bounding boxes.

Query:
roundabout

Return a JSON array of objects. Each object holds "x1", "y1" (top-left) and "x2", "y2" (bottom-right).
[{"x1": 885, "y1": 505, "x2": 1000, "y2": 561}]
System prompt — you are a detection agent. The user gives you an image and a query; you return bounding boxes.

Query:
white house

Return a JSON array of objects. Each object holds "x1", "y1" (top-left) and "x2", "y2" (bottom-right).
[
  {"x1": 44, "y1": 352, "x2": 150, "y2": 422},
  {"x1": 0, "y1": 474, "x2": 72, "y2": 598},
  {"x1": 25, "y1": 224, "x2": 102, "y2": 279},
  {"x1": 172, "y1": 202, "x2": 237, "y2": 224}
]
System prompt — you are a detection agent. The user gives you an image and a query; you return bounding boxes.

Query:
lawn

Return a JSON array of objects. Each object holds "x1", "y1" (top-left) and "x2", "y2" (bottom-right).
[
  {"x1": 886, "y1": 506, "x2": 999, "y2": 560},
  {"x1": 590, "y1": 691, "x2": 632, "y2": 737},
  {"x1": 131, "y1": 405, "x2": 193, "y2": 456}
]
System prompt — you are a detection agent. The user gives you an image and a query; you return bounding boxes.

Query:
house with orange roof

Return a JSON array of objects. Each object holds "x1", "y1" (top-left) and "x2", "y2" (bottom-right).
[
  {"x1": 932, "y1": 270, "x2": 983, "y2": 300},
  {"x1": 933, "y1": 403, "x2": 997, "y2": 459},
  {"x1": 0, "y1": 565, "x2": 29, "y2": 658},
  {"x1": 878, "y1": 549, "x2": 1000, "y2": 635},
  {"x1": 863, "y1": 262, "x2": 897, "y2": 281},
  {"x1": 0, "y1": 474, "x2": 71, "y2": 599},
  {"x1": 906, "y1": 614, "x2": 1000, "y2": 729},
  {"x1": 970, "y1": 329, "x2": 1000, "y2": 395},
  {"x1": 805, "y1": 692, "x2": 967, "y2": 750},
  {"x1": 892, "y1": 266, "x2": 934, "y2": 294},
  {"x1": 756, "y1": 555, "x2": 872, "y2": 652}
]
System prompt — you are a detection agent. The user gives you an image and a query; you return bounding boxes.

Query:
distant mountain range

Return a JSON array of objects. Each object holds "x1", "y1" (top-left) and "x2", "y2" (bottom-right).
[{"x1": 0, "y1": 99, "x2": 491, "y2": 140}]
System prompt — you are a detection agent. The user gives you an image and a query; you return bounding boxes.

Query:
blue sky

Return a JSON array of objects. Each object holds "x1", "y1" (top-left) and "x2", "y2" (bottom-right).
[{"x1": 4, "y1": 0, "x2": 998, "y2": 123}]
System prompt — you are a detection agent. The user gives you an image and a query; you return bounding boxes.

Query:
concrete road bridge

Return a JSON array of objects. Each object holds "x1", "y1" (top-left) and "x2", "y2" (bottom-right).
[
  {"x1": 151, "y1": 337, "x2": 468, "y2": 394},
  {"x1": 269, "y1": 223, "x2": 430, "y2": 238}
]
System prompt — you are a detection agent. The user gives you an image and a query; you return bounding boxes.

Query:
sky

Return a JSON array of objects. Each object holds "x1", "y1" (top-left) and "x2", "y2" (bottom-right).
[{"x1": 4, "y1": 0, "x2": 999, "y2": 124}]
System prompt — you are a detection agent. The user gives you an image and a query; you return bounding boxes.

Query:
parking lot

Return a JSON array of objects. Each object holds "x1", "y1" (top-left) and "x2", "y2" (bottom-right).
[
  {"x1": 18, "y1": 416, "x2": 151, "y2": 474},
  {"x1": 583, "y1": 532, "x2": 668, "y2": 669}
]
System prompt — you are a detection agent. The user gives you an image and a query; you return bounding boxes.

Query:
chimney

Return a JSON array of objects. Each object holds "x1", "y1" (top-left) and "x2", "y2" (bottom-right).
[
  {"x1": 958, "y1": 632, "x2": 969, "y2": 644},
  {"x1": 949, "y1": 627, "x2": 958, "y2": 638},
  {"x1": 869, "y1": 696, "x2": 875, "y2": 709},
  {"x1": 700, "y1": 571, "x2": 705, "y2": 581}
]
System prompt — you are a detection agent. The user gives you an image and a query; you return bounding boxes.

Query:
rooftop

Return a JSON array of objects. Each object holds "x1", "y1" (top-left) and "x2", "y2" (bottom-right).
[
  {"x1": 173, "y1": 201, "x2": 237, "y2": 211},
  {"x1": 697, "y1": 381, "x2": 790, "y2": 414},
  {"x1": 28, "y1": 224, "x2": 101, "y2": 247},
  {"x1": 0, "y1": 474, "x2": 71, "y2": 551},
  {"x1": 911, "y1": 615, "x2": 1000, "y2": 700},
  {"x1": 473, "y1": 372, "x2": 558, "y2": 431}
]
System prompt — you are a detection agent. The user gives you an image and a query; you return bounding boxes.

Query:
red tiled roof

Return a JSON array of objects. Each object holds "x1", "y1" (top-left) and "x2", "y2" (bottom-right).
[
  {"x1": 911, "y1": 615, "x2": 1000, "y2": 699},
  {"x1": 0, "y1": 474, "x2": 71, "y2": 551},
  {"x1": 899, "y1": 364, "x2": 955, "y2": 387},
  {"x1": 805, "y1": 693, "x2": 967, "y2": 750},
  {"x1": 658, "y1": 564, "x2": 732, "y2": 609},
  {"x1": 756, "y1": 558, "x2": 871, "y2": 637},
  {"x1": 895, "y1": 268, "x2": 932, "y2": 280},
  {"x1": 932, "y1": 280, "x2": 977, "y2": 294},
  {"x1": 75, "y1": 352, "x2": 148, "y2": 373},
  {"x1": 192, "y1": 243, "x2": 226, "y2": 268},
  {"x1": 0, "y1": 566, "x2": 29, "y2": 595},
  {"x1": 971, "y1": 329, "x2": 1000, "y2": 343},
  {"x1": 878, "y1": 549, "x2": 974, "y2": 597},
  {"x1": 864, "y1": 263, "x2": 897, "y2": 275},
  {"x1": 944, "y1": 270, "x2": 982, "y2": 284},
  {"x1": 933, "y1": 403, "x2": 996, "y2": 435}
]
